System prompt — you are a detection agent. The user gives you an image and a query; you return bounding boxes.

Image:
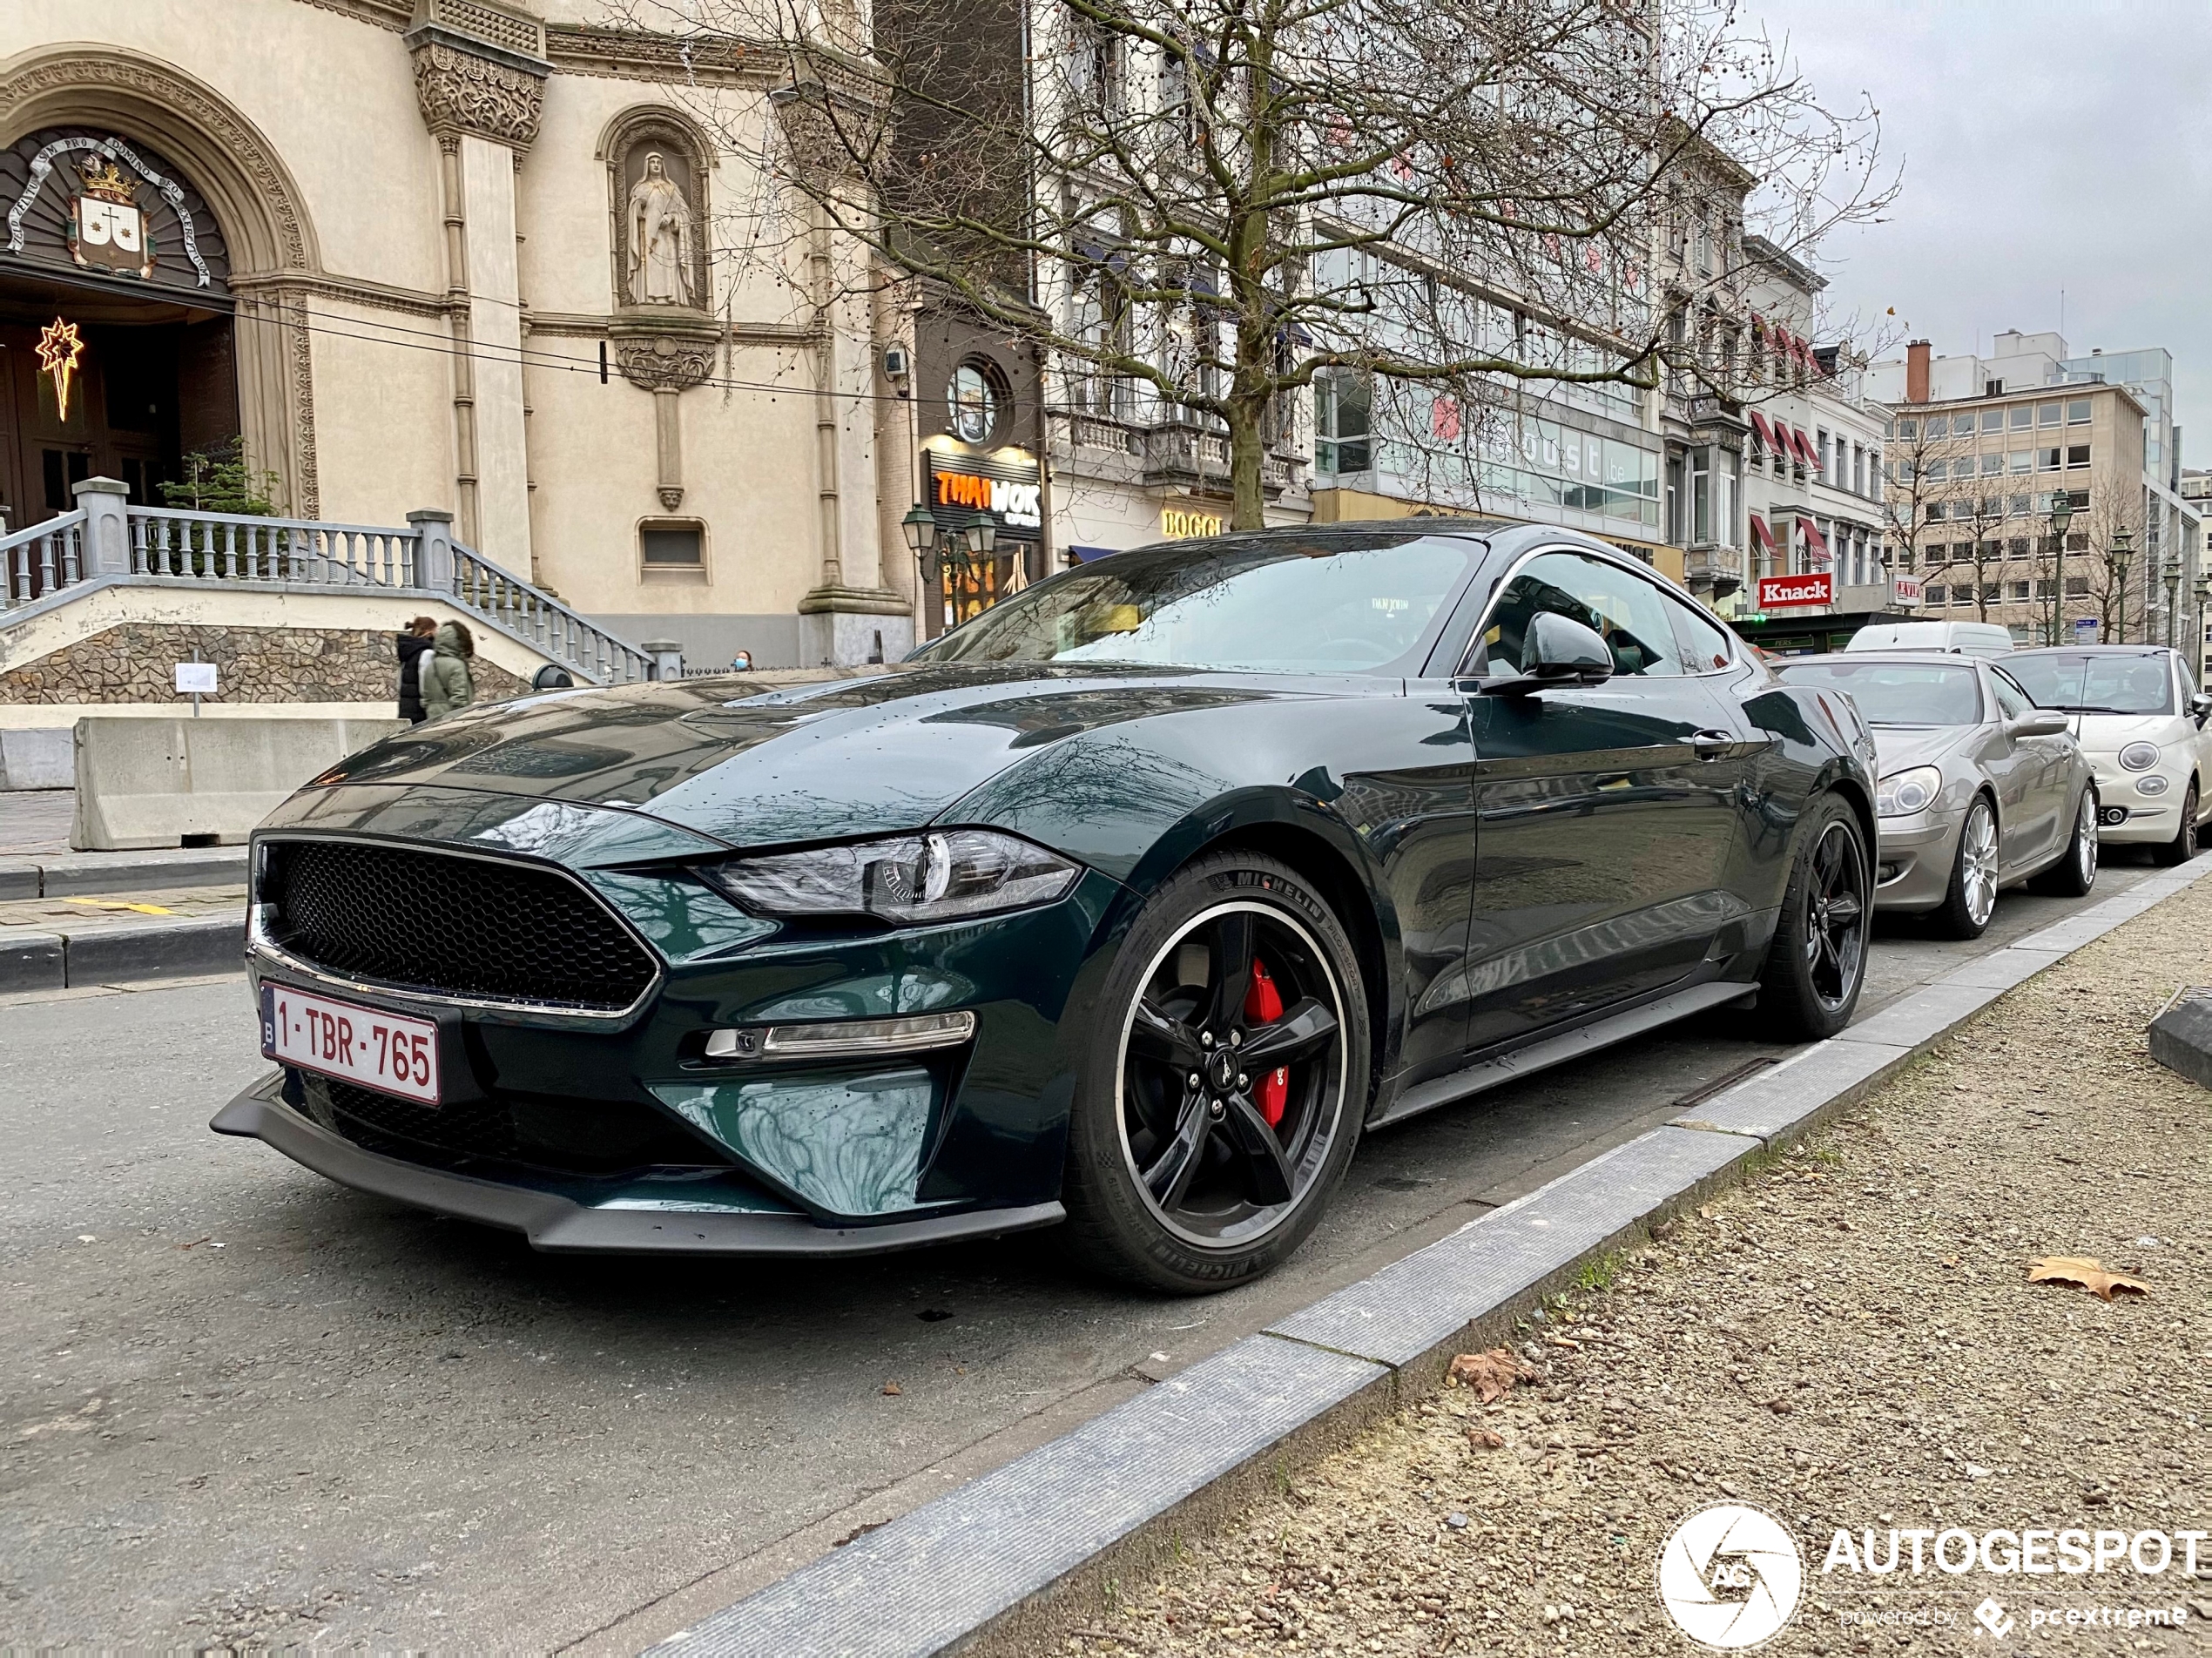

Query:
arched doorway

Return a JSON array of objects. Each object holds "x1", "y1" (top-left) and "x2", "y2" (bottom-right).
[
  {"x1": 0, "y1": 47, "x2": 322, "y2": 525},
  {"x1": 0, "y1": 127, "x2": 239, "y2": 524}
]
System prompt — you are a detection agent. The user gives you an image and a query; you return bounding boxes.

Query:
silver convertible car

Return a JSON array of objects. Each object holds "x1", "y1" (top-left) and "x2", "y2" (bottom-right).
[{"x1": 1768, "y1": 653, "x2": 2098, "y2": 937}]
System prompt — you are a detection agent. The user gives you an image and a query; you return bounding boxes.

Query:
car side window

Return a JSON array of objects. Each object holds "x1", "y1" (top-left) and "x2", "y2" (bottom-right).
[
  {"x1": 1470, "y1": 551, "x2": 1683, "y2": 677},
  {"x1": 1665, "y1": 594, "x2": 1737, "y2": 674},
  {"x1": 1990, "y1": 671, "x2": 2030, "y2": 721}
]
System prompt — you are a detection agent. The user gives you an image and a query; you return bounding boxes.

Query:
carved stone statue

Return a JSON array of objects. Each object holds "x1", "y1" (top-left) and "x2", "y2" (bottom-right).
[{"x1": 626, "y1": 152, "x2": 694, "y2": 307}]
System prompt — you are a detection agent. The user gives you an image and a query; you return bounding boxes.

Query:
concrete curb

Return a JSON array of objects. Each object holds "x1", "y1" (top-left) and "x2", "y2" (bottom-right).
[
  {"x1": 650, "y1": 856, "x2": 2212, "y2": 1658},
  {"x1": 0, "y1": 846, "x2": 249, "y2": 900},
  {"x1": 0, "y1": 914, "x2": 244, "y2": 992}
]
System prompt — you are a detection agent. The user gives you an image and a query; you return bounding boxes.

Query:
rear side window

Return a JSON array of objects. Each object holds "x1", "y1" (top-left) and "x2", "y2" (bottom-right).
[
  {"x1": 1666, "y1": 595, "x2": 1737, "y2": 673},
  {"x1": 1472, "y1": 550, "x2": 1683, "y2": 677}
]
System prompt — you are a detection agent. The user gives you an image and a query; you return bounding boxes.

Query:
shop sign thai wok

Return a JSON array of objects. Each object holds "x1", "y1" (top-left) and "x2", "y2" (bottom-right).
[{"x1": 927, "y1": 450, "x2": 1042, "y2": 530}]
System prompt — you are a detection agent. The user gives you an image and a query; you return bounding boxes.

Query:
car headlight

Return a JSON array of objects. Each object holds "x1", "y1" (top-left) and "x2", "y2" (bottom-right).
[
  {"x1": 1876, "y1": 765, "x2": 1943, "y2": 818},
  {"x1": 2119, "y1": 742, "x2": 2161, "y2": 772},
  {"x1": 2137, "y1": 773, "x2": 2170, "y2": 796},
  {"x1": 708, "y1": 829, "x2": 1081, "y2": 924}
]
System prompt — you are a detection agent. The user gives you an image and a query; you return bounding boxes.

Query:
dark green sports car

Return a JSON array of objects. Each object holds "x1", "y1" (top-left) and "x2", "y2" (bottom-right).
[{"x1": 216, "y1": 523, "x2": 1878, "y2": 1291}]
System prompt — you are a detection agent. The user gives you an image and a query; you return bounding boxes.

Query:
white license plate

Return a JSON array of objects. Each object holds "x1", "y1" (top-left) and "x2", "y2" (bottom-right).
[{"x1": 262, "y1": 985, "x2": 442, "y2": 1105}]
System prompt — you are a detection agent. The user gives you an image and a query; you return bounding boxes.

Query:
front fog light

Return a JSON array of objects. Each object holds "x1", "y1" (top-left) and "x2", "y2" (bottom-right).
[
  {"x1": 2137, "y1": 773, "x2": 2170, "y2": 796},
  {"x1": 705, "y1": 1010, "x2": 977, "y2": 1061}
]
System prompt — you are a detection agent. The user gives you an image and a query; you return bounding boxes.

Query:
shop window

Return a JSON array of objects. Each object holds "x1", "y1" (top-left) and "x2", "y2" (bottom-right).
[{"x1": 640, "y1": 521, "x2": 706, "y2": 583}]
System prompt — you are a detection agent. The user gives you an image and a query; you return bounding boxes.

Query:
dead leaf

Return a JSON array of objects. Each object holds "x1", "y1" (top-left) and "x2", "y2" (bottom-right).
[
  {"x1": 2027, "y1": 1257, "x2": 2150, "y2": 1301},
  {"x1": 880, "y1": 1381, "x2": 903, "y2": 1396},
  {"x1": 1446, "y1": 1348, "x2": 1537, "y2": 1403},
  {"x1": 1470, "y1": 1427, "x2": 1507, "y2": 1449}
]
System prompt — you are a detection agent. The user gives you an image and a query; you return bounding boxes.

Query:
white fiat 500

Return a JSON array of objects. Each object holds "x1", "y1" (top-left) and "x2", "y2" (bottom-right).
[{"x1": 2004, "y1": 645, "x2": 2212, "y2": 864}]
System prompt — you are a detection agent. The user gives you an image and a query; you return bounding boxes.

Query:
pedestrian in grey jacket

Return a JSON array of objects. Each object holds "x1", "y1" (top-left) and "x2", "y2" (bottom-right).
[{"x1": 421, "y1": 620, "x2": 476, "y2": 719}]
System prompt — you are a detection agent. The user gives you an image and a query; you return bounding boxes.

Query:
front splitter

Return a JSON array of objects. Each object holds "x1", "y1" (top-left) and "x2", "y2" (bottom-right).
[{"x1": 211, "y1": 1072, "x2": 1064, "y2": 1257}]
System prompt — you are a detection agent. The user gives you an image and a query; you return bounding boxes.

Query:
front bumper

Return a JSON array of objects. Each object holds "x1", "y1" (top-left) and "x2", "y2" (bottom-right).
[
  {"x1": 213, "y1": 1073, "x2": 1065, "y2": 1256},
  {"x1": 1871, "y1": 809, "x2": 1964, "y2": 911},
  {"x1": 2086, "y1": 761, "x2": 2184, "y2": 843}
]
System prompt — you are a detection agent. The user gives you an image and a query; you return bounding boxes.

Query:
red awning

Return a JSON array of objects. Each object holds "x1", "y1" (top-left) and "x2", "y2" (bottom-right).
[
  {"x1": 1798, "y1": 516, "x2": 1831, "y2": 565},
  {"x1": 1748, "y1": 409, "x2": 1775, "y2": 450},
  {"x1": 1795, "y1": 428, "x2": 1823, "y2": 469},
  {"x1": 1749, "y1": 514, "x2": 1776, "y2": 554}
]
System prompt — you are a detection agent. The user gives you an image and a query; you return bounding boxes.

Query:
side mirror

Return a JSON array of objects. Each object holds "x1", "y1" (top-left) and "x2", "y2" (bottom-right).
[
  {"x1": 2008, "y1": 711, "x2": 2069, "y2": 738},
  {"x1": 2191, "y1": 692, "x2": 2211, "y2": 727},
  {"x1": 1478, "y1": 611, "x2": 1615, "y2": 696}
]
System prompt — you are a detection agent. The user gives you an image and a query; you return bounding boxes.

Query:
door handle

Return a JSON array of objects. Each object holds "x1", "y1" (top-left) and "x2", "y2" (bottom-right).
[{"x1": 1682, "y1": 729, "x2": 1734, "y2": 759}]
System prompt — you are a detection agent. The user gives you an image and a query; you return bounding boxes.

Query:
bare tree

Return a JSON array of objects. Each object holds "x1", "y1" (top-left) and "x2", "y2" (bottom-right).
[
  {"x1": 2046, "y1": 476, "x2": 2137, "y2": 646},
  {"x1": 617, "y1": 0, "x2": 1891, "y2": 529}
]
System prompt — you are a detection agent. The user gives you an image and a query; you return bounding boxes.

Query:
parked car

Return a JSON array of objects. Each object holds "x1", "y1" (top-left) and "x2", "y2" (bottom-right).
[
  {"x1": 2003, "y1": 645, "x2": 2212, "y2": 864},
  {"x1": 1768, "y1": 653, "x2": 2097, "y2": 938},
  {"x1": 1844, "y1": 620, "x2": 2017, "y2": 658},
  {"x1": 216, "y1": 524, "x2": 1877, "y2": 1293}
]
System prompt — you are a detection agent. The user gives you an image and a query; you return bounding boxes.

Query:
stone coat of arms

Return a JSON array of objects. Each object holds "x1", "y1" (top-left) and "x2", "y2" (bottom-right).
[{"x1": 67, "y1": 155, "x2": 157, "y2": 280}]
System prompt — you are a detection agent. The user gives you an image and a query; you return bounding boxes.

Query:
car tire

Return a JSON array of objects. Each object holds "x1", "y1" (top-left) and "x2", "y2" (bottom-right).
[
  {"x1": 1060, "y1": 850, "x2": 1369, "y2": 1294},
  {"x1": 2031, "y1": 789, "x2": 2099, "y2": 897},
  {"x1": 2152, "y1": 782, "x2": 2199, "y2": 866},
  {"x1": 1931, "y1": 794, "x2": 2000, "y2": 940},
  {"x1": 1755, "y1": 793, "x2": 1871, "y2": 1041}
]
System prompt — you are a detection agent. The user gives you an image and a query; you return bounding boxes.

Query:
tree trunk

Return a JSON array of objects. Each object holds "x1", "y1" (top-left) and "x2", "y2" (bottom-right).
[{"x1": 1227, "y1": 397, "x2": 1266, "y2": 532}]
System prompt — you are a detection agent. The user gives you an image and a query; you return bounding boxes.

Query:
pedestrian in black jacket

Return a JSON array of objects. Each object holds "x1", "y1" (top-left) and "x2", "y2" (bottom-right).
[{"x1": 395, "y1": 616, "x2": 437, "y2": 723}]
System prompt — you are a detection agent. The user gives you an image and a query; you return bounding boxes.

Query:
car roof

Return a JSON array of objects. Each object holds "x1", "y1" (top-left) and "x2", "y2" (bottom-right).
[
  {"x1": 2006, "y1": 644, "x2": 2169, "y2": 656},
  {"x1": 1774, "y1": 652, "x2": 1987, "y2": 669}
]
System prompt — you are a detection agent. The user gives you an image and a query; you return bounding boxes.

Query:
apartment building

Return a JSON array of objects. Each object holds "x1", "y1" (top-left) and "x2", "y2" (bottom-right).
[{"x1": 1868, "y1": 331, "x2": 2195, "y2": 650}]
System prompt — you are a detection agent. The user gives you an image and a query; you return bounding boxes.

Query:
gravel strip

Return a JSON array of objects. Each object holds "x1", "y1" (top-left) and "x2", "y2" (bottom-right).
[{"x1": 1074, "y1": 880, "x2": 2212, "y2": 1655}]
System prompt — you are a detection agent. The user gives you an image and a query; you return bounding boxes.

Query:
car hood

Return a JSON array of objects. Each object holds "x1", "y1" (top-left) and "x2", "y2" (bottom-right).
[
  {"x1": 1865, "y1": 724, "x2": 1978, "y2": 775},
  {"x1": 308, "y1": 662, "x2": 1341, "y2": 850},
  {"x1": 2062, "y1": 712, "x2": 2181, "y2": 752}
]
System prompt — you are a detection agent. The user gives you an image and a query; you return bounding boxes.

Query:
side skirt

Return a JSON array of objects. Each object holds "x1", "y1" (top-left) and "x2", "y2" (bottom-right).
[{"x1": 1366, "y1": 979, "x2": 1756, "y2": 1129}]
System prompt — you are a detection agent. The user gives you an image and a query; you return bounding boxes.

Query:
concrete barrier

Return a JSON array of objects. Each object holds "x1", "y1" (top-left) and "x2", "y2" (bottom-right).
[
  {"x1": 71, "y1": 716, "x2": 407, "y2": 851},
  {"x1": 0, "y1": 727, "x2": 73, "y2": 791}
]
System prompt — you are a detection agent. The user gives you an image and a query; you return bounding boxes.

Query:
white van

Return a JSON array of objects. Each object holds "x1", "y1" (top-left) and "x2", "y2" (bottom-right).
[{"x1": 1844, "y1": 621, "x2": 2015, "y2": 657}]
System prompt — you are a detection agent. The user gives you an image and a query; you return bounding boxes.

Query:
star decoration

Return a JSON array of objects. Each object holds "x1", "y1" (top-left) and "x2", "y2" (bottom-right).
[{"x1": 36, "y1": 316, "x2": 84, "y2": 422}]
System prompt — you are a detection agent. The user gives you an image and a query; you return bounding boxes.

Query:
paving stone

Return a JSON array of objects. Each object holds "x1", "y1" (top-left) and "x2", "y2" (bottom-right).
[
  {"x1": 2148, "y1": 990, "x2": 2212, "y2": 1091},
  {"x1": 1264, "y1": 1124, "x2": 1756, "y2": 1370},
  {"x1": 1933, "y1": 947, "x2": 2064, "y2": 993},
  {"x1": 651, "y1": 1335, "x2": 1388, "y2": 1658},
  {"x1": 1836, "y1": 978, "x2": 2003, "y2": 1049},
  {"x1": 1678, "y1": 1036, "x2": 1910, "y2": 1142}
]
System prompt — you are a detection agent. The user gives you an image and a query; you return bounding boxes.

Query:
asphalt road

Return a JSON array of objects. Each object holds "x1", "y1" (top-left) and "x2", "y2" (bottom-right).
[{"x1": 0, "y1": 856, "x2": 2172, "y2": 1651}]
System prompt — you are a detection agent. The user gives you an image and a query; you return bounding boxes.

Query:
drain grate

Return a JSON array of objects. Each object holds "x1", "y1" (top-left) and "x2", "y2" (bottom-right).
[{"x1": 1669, "y1": 1056, "x2": 1777, "y2": 1112}]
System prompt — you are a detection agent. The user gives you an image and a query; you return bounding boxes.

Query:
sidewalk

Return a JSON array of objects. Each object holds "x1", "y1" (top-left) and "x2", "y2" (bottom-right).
[{"x1": 1080, "y1": 880, "x2": 2212, "y2": 1655}]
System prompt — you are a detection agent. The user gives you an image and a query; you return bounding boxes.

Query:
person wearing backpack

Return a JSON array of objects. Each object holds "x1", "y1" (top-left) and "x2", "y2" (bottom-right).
[
  {"x1": 395, "y1": 616, "x2": 437, "y2": 723},
  {"x1": 420, "y1": 619, "x2": 476, "y2": 720}
]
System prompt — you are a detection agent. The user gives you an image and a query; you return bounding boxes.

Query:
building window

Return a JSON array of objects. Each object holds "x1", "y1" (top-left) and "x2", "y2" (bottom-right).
[
  {"x1": 1924, "y1": 415, "x2": 1946, "y2": 439},
  {"x1": 2010, "y1": 581, "x2": 2031, "y2": 600},
  {"x1": 2038, "y1": 447, "x2": 2061, "y2": 471},
  {"x1": 2067, "y1": 444, "x2": 2091, "y2": 468},
  {"x1": 1925, "y1": 583, "x2": 1946, "y2": 603},
  {"x1": 2009, "y1": 495, "x2": 2030, "y2": 516},
  {"x1": 2008, "y1": 406, "x2": 2033, "y2": 431},
  {"x1": 1982, "y1": 410, "x2": 2005, "y2": 434},
  {"x1": 1925, "y1": 458, "x2": 1947, "y2": 482},
  {"x1": 1896, "y1": 418, "x2": 1919, "y2": 440},
  {"x1": 2065, "y1": 576, "x2": 2092, "y2": 596},
  {"x1": 1852, "y1": 444, "x2": 1865, "y2": 495},
  {"x1": 1690, "y1": 448, "x2": 1711, "y2": 544},
  {"x1": 640, "y1": 521, "x2": 706, "y2": 582},
  {"x1": 2038, "y1": 402, "x2": 2062, "y2": 428},
  {"x1": 2008, "y1": 450, "x2": 2032, "y2": 474},
  {"x1": 2006, "y1": 537, "x2": 2029, "y2": 558},
  {"x1": 1977, "y1": 455, "x2": 2000, "y2": 476},
  {"x1": 1869, "y1": 449, "x2": 1883, "y2": 485},
  {"x1": 1313, "y1": 371, "x2": 1371, "y2": 473},
  {"x1": 2067, "y1": 400, "x2": 2092, "y2": 424}
]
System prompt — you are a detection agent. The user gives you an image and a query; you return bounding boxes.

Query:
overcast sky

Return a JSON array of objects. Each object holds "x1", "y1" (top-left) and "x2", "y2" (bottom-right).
[{"x1": 1756, "y1": 0, "x2": 2212, "y2": 461}]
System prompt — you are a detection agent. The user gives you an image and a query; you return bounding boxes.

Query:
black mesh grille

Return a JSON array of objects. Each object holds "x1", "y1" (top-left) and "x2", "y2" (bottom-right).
[
  {"x1": 266, "y1": 839, "x2": 656, "y2": 1011},
  {"x1": 300, "y1": 1075, "x2": 728, "y2": 1177}
]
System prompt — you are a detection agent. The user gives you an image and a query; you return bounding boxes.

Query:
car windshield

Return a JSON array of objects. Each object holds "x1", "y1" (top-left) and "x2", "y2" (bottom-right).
[
  {"x1": 913, "y1": 533, "x2": 1477, "y2": 673},
  {"x1": 2003, "y1": 652, "x2": 2174, "y2": 716},
  {"x1": 1770, "y1": 660, "x2": 1985, "y2": 725}
]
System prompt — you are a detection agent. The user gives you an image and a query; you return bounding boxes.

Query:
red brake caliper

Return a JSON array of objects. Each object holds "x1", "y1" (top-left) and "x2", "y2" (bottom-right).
[{"x1": 1243, "y1": 960, "x2": 1290, "y2": 1127}]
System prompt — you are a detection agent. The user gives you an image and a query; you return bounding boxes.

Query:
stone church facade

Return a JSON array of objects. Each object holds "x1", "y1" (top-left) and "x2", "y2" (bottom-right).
[{"x1": 0, "y1": 0, "x2": 914, "y2": 667}]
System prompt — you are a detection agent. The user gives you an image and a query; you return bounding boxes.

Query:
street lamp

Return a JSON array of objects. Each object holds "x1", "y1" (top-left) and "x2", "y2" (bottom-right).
[
  {"x1": 900, "y1": 502, "x2": 939, "y2": 557},
  {"x1": 963, "y1": 512, "x2": 997, "y2": 559},
  {"x1": 2195, "y1": 570, "x2": 2211, "y2": 676},
  {"x1": 2105, "y1": 528, "x2": 2134, "y2": 644},
  {"x1": 2163, "y1": 553, "x2": 2183, "y2": 648},
  {"x1": 2047, "y1": 495, "x2": 2074, "y2": 644}
]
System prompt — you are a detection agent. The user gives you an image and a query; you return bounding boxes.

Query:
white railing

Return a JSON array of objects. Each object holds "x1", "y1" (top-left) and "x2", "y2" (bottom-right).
[
  {"x1": 0, "y1": 491, "x2": 653, "y2": 686},
  {"x1": 1, "y1": 509, "x2": 88, "y2": 604},
  {"x1": 129, "y1": 506, "x2": 420, "y2": 588},
  {"x1": 452, "y1": 545, "x2": 653, "y2": 684}
]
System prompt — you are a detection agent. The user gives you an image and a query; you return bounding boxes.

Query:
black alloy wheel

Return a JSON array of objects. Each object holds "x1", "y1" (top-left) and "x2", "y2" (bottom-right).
[
  {"x1": 1062, "y1": 851, "x2": 1367, "y2": 1292},
  {"x1": 1756, "y1": 794, "x2": 1871, "y2": 1041},
  {"x1": 2153, "y1": 782, "x2": 2200, "y2": 866}
]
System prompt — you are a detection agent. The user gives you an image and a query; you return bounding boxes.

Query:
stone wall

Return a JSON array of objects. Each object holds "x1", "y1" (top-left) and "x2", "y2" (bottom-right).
[{"x1": 0, "y1": 623, "x2": 528, "y2": 704}]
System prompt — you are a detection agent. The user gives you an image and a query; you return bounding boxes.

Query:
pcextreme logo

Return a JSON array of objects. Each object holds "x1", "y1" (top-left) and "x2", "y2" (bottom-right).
[{"x1": 1657, "y1": 1504, "x2": 1805, "y2": 1648}]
